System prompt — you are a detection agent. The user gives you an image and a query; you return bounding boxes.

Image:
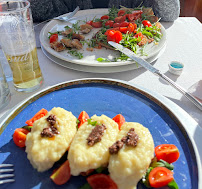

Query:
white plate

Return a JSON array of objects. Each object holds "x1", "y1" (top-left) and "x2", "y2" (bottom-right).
[{"x1": 39, "y1": 9, "x2": 166, "y2": 67}]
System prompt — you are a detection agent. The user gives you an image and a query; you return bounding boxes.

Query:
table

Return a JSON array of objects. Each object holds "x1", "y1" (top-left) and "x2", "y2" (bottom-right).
[{"x1": 0, "y1": 17, "x2": 202, "y2": 172}]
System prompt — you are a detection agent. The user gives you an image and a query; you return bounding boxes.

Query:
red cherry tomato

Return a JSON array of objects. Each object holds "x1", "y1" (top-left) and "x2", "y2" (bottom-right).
[
  {"x1": 13, "y1": 128, "x2": 29, "y2": 148},
  {"x1": 105, "y1": 20, "x2": 114, "y2": 27},
  {"x1": 119, "y1": 21, "x2": 129, "y2": 27},
  {"x1": 112, "y1": 114, "x2": 125, "y2": 130},
  {"x1": 134, "y1": 32, "x2": 143, "y2": 39},
  {"x1": 155, "y1": 144, "x2": 180, "y2": 163},
  {"x1": 50, "y1": 160, "x2": 71, "y2": 185},
  {"x1": 114, "y1": 31, "x2": 122, "y2": 43},
  {"x1": 142, "y1": 20, "x2": 152, "y2": 27},
  {"x1": 126, "y1": 14, "x2": 135, "y2": 21},
  {"x1": 105, "y1": 28, "x2": 119, "y2": 35},
  {"x1": 101, "y1": 15, "x2": 110, "y2": 20},
  {"x1": 132, "y1": 10, "x2": 143, "y2": 15},
  {"x1": 107, "y1": 30, "x2": 122, "y2": 43},
  {"x1": 118, "y1": 10, "x2": 125, "y2": 16},
  {"x1": 86, "y1": 20, "x2": 93, "y2": 25},
  {"x1": 113, "y1": 22, "x2": 120, "y2": 28},
  {"x1": 49, "y1": 34, "x2": 58, "y2": 43},
  {"x1": 119, "y1": 27, "x2": 128, "y2": 34},
  {"x1": 87, "y1": 174, "x2": 118, "y2": 189},
  {"x1": 114, "y1": 15, "x2": 126, "y2": 23},
  {"x1": 78, "y1": 111, "x2": 90, "y2": 128},
  {"x1": 127, "y1": 23, "x2": 135, "y2": 33},
  {"x1": 92, "y1": 21, "x2": 102, "y2": 28},
  {"x1": 149, "y1": 167, "x2": 174, "y2": 188}
]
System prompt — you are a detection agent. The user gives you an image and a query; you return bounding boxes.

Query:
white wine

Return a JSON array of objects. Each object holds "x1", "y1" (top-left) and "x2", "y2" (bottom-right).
[{"x1": 5, "y1": 47, "x2": 43, "y2": 91}]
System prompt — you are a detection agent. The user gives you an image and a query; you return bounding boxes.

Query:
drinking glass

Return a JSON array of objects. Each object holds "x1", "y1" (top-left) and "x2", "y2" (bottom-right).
[
  {"x1": 0, "y1": 0, "x2": 43, "y2": 92},
  {"x1": 0, "y1": 61, "x2": 10, "y2": 110}
]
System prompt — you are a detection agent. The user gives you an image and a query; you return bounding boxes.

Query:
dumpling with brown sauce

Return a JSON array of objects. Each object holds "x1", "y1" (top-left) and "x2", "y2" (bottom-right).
[
  {"x1": 108, "y1": 122, "x2": 154, "y2": 189},
  {"x1": 68, "y1": 114, "x2": 119, "y2": 176},
  {"x1": 25, "y1": 107, "x2": 77, "y2": 172}
]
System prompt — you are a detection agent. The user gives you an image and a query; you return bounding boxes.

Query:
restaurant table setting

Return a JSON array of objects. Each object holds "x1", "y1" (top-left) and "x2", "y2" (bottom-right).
[{"x1": 0, "y1": 1, "x2": 202, "y2": 188}]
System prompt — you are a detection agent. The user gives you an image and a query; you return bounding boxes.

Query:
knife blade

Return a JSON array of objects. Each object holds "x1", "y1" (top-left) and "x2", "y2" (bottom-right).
[{"x1": 108, "y1": 41, "x2": 202, "y2": 111}]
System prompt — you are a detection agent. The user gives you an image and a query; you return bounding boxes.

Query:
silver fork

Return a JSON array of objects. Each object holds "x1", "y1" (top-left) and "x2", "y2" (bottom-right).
[
  {"x1": 34, "y1": 6, "x2": 80, "y2": 28},
  {"x1": 0, "y1": 164, "x2": 15, "y2": 184}
]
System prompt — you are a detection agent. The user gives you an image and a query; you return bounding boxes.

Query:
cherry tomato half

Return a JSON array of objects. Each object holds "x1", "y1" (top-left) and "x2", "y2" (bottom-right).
[
  {"x1": 101, "y1": 15, "x2": 110, "y2": 20},
  {"x1": 78, "y1": 111, "x2": 90, "y2": 128},
  {"x1": 86, "y1": 20, "x2": 93, "y2": 25},
  {"x1": 134, "y1": 32, "x2": 143, "y2": 39},
  {"x1": 118, "y1": 10, "x2": 125, "y2": 16},
  {"x1": 13, "y1": 128, "x2": 29, "y2": 148},
  {"x1": 49, "y1": 34, "x2": 58, "y2": 43},
  {"x1": 114, "y1": 15, "x2": 126, "y2": 23},
  {"x1": 142, "y1": 20, "x2": 152, "y2": 27},
  {"x1": 127, "y1": 23, "x2": 135, "y2": 33},
  {"x1": 155, "y1": 144, "x2": 180, "y2": 163},
  {"x1": 92, "y1": 21, "x2": 102, "y2": 28},
  {"x1": 149, "y1": 167, "x2": 174, "y2": 188},
  {"x1": 87, "y1": 174, "x2": 118, "y2": 189},
  {"x1": 126, "y1": 14, "x2": 135, "y2": 21},
  {"x1": 119, "y1": 21, "x2": 129, "y2": 27},
  {"x1": 105, "y1": 20, "x2": 114, "y2": 27}
]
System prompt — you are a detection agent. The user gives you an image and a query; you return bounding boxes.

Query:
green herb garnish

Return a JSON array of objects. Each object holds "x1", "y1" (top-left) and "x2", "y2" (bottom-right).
[
  {"x1": 97, "y1": 57, "x2": 111, "y2": 62},
  {"x1": 79, "y1": 183, "x2": 92, "y2": 189},
  {"x1": 22, "y1": 125, "x2": 32, "y2": 132},
  {"x1": 68, "y1": 50, "x2": 83, "y2": 59},
  {"x1": 168, "y1": 180, "x2": 179, "y2": 189},
  {"x1": 87, "y1": 119, "x2": 97, "y2": 126},
  {"x1": 150, "y1": 159, "x2": 174, "y2": 170}
]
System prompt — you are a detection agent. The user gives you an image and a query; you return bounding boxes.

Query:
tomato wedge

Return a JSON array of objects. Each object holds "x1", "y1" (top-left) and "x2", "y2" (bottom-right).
[
  {"x1": 13, "y1": 128, "x2": 29, "y2": 148},
  {"x1": 50, "y1": 160, "x2": 71, "y2": 185},
  {"x1": 101, "y1": 15, "x2": 109, "y2": 20},
  {"x1": 149, "y1": 167, "x2": 174, "y2": 188},
  {"x1": 92, "y1": 21, "x2": 102, "y2": 28},
  {"x1": 134, "y1": 32, "x2": 143, "y2": 39},
  {"x1": 25, "y1": 108, "x2": 48, "y2": 126},
  {"x1": 126, "y1": 14, "x2": 135, "y2": 21},
  {"x1": 127, "y1": 23, "x2": 135, "y2": 33},
  {"x1": 155, "y1": 144, "x2": 180, "y2": 163},
  {"x1": 142, "y1": 20, "x2": 152, "y2": 27},
  {"x1": 105, "y1": 20, "x2": 114, "y2": 27},
  {"x1": 86, "y1": 20, "x2": 93, "y2": 25},
  {"x1": 87, "y1": 174, "x2": 118, "y2": 189},
  {"x1": 107, "y1": 30, "x2": 122, "y2": 43},
  {"x1": 119, "y1": 27, "x2": 128, "y2": 34},
  {"x1": 49, "y1": 34, "x2": 58, "y2": 43},
  {"x1": 118, "y1": 10, "x2": 125, "y2": 16},
  {"x1": 78, "y1": 111, "x2": 90, "y2": 128},
  {"x1": 119, "y1": 21, "x2": 129, "y2": 27},
  {"x1": 114, "y1": 15, "x2": 126, "y2": 23},
  {"x1": 112, "y1": 114, "x2": 125, "y2": 130}
]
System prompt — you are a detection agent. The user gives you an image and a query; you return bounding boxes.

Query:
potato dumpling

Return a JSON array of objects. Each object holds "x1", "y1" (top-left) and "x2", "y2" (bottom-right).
[
  {"x1": 108, "y1": 122, "x2": 154, "y2": 189},
  {"x1": 68, "y1": 114, "x2": 119, "y2": 176},
  {"x1": 26, "y1": 107, "x2": 77, "y2": 172}
]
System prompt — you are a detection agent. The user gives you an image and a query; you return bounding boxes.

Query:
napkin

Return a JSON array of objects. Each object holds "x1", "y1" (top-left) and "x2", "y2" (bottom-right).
[{"x1": 188, "y1": 80, "x2": 202, "y2": 103}]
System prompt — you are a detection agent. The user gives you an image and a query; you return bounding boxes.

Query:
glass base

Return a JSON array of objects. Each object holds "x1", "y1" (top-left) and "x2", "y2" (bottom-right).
[
  {"x1": 0, "y1": 88, "x2": 11, "y2": 110},
  {"x1": 14, "y1": 76, "x2": 44, "y2": 92}
]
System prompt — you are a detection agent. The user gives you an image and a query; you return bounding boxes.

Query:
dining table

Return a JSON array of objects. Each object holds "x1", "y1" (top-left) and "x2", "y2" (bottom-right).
[{"x1": 0, "y1": 16, "x2": 202, "y2": 187}]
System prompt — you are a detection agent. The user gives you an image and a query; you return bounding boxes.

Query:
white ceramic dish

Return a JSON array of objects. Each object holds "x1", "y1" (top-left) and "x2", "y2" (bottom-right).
[{"x1": 39, "y1": 9, "x2": 166, "y2": 67}]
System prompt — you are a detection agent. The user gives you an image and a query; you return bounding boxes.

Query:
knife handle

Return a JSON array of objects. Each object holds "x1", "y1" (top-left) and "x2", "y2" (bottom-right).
[{"x1": 155, "y1": 71, "x2": 202, "y2": 111}]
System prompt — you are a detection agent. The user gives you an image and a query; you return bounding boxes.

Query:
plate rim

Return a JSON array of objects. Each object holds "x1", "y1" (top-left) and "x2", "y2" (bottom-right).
[
  {"x1": 0, "y1": 78, "x2": 201, "y2": 188},
  {"x1": 39, "y1": 8, "x2": 167, "y2": 67}
]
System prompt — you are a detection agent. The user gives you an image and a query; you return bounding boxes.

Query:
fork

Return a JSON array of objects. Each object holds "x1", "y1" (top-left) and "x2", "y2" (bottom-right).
[
  {"x1": 0, "y1": 164, "x2": 15, "y2": 184},
  {"x1": 34, "y1": 6, "x2": 80, "y2": 28}
]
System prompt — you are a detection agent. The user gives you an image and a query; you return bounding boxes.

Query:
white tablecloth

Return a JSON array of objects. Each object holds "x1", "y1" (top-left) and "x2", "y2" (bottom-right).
[{"x1": 0, "y1": 17, "x2": 202, "y2": 171}]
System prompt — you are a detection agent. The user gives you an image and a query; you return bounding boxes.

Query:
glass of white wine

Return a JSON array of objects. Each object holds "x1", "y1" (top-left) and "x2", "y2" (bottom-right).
[{"x1": 0, "y1": 0, "x2": 43, "y2": 92}]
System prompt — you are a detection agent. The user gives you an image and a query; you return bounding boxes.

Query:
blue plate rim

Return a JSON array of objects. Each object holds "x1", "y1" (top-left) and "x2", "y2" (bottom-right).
[{"x1": 0, "y1": 78, "x2": 201, "y2": 188}]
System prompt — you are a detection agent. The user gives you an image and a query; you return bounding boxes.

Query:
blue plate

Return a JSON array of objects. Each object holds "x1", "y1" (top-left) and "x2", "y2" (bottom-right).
[{"x1": 0, "y1": 79, "x2": 199, "y2": 189}]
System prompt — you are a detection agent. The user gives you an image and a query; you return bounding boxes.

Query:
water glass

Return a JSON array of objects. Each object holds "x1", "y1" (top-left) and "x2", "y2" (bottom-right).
[
  {"x1": 0, "y1": 0, "x2": 43, "y2": 92},
  {"x1": 0, "y1": 61, "x2": 10, "y2": 110}
]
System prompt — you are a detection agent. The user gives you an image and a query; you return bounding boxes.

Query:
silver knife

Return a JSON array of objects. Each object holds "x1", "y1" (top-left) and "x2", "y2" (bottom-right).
[{"x1": 108, "y1": 41, "x2": 202, "y2": 111}]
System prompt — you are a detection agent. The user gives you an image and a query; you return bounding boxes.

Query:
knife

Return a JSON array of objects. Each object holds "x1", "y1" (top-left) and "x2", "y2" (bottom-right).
[{"x1": 108, "y1": 41, "x2": 202, "y2": 111}]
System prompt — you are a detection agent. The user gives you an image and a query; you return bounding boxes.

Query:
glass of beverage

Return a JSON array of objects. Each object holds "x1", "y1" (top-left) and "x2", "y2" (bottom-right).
[
  {"x1": 0, "y1": 61, "x2": 10, "y2": 110},
  {"x1": 0, "y1": 0, "x2": 43, "y2": 92}
]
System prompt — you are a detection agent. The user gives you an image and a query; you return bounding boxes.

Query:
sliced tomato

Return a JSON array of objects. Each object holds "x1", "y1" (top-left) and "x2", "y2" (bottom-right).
[
  {"x1": 50, "y1": 160, "x2": 71, "y2": 185},
  {"x1": 86, "y1": 20, "x2": 93, "y2": 25},
  {"x1": 105, "y1": 20, "x2": 114, "y2": 27},
  {"x1": 78, "y1": 111, "x2": 90, "y2": 128},
  {"x1": 87, "y1": 174, "x2": 118, "y2": 189},
  {"x1": 155, "y1": 144, "x2": 180, "y2": 163},
  {"x1": 126, "y1": 14, "x2": 135, "y2": 21},
  {"x1": 92, "y1": 21, "x2": 102, "y2": 28},
  {"x1": 119, "y1": 27, "x2": 128, "y2": 34},
  {"x1": 127, "y1": 23, "x2": 135, "y2": 33},
  {"x1": 142, "y1": 20, "x2": 152, "y2": 27},
  {"x1": 149, "y1": 167, "x2": 174, "y2": 188},
  {"x1": 49, "y1": 34, "x2": 58, "y2": 43},
  {"x1": 118, "y1": 10, "x2": 125, "y2": 16},
  {"x1": 101, "y1": 15, "x2": 110, "y2": 20},
  {"x1": 112, "y1": 114, "x2": 125, "y2": 130},
  {"x1": 25, "y1": 108, "x2": 48, "y2": 126},
  {"x1": 113, "y1": 22, "x2": 120, "y2": 28},
  {"x1": 134, "y1": 32, "x2": 143, "y2": 39},
  {"x1": 119, "y1": 21, "x2": 129, "y2": 27},
  {"x1": 13, "y1": 128, "x2": 29, "y2": 148},
  {"x1": 114, "y1": 15, "x2": 126, "y2": 23}
]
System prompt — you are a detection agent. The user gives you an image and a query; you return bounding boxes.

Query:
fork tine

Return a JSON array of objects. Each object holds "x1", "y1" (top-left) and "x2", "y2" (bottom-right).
[
  {"x1": 0, "y1": 169, "x2": 14, "y2": 173},
  {"x1": 0, "y1": 174, "x2": 15, "y2": 179},
  {"x1": 0, "y1": 179, "x2": 15, "y2": 184},
  {"x1": 0, "y1": 164, "x2": 13, "y2": 168}
]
